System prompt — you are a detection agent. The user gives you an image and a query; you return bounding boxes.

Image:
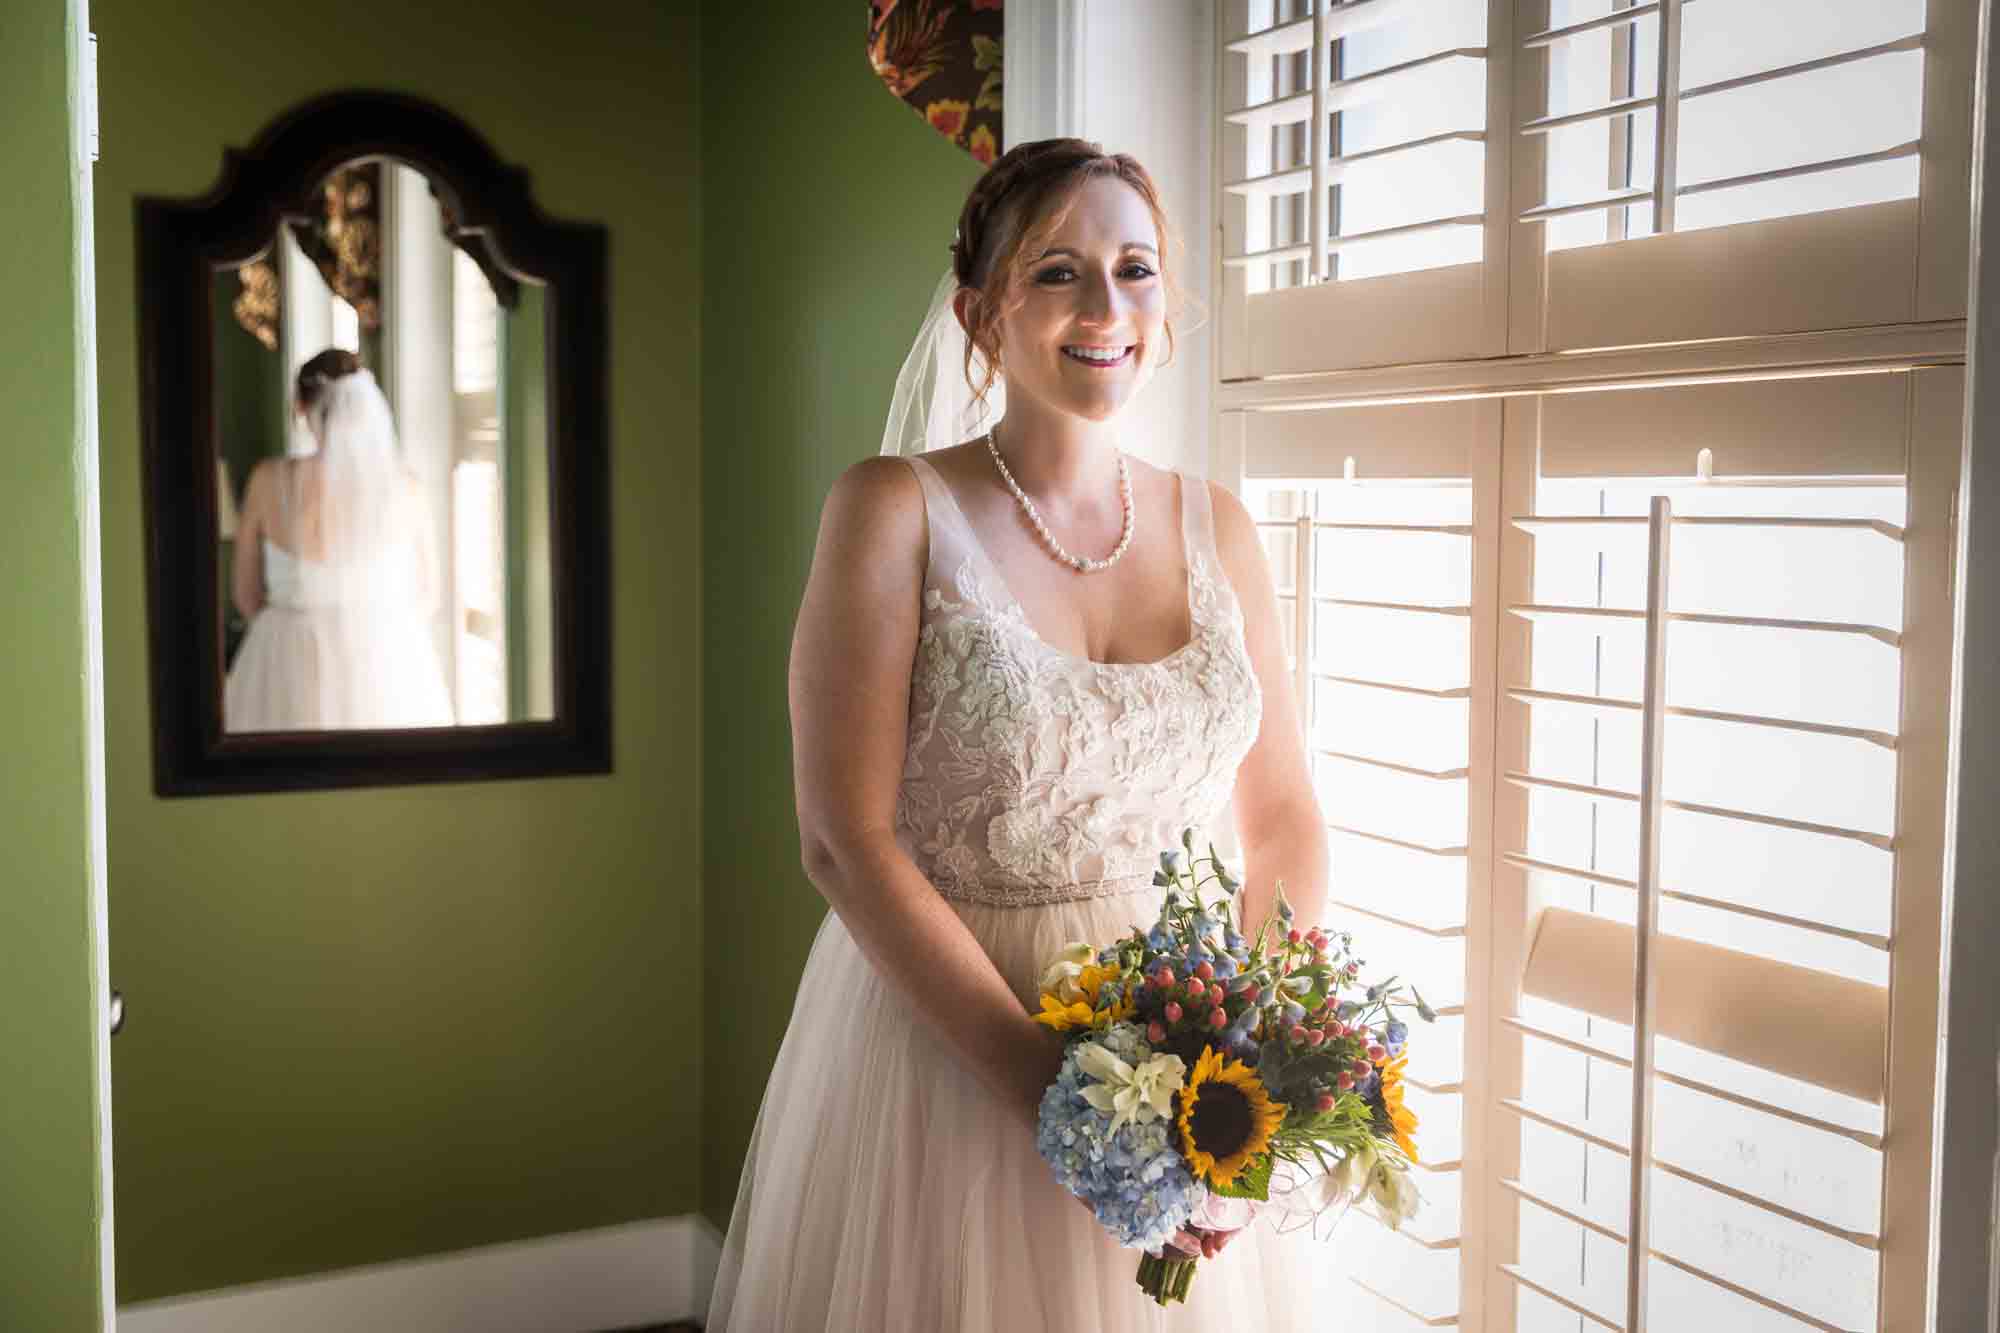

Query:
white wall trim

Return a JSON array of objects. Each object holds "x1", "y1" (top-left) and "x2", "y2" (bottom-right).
[
  {"x1": 1002, "y1": 0, "x2": 1086, "y2": 149},
  {"x1": 117, "y1": 1214, "x2": 722, "y2": 1333}
]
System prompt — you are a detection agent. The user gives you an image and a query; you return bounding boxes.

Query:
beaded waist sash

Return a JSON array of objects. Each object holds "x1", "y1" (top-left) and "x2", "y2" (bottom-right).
[{"x1": 933, "y1": 871, "x2": 1158, "y2": 910}]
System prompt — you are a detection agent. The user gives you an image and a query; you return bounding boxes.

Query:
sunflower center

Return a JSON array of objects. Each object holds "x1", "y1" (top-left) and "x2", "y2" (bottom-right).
[{"x1": 1188, "y1": 1083, "x2": 1253, "y2": 1160}]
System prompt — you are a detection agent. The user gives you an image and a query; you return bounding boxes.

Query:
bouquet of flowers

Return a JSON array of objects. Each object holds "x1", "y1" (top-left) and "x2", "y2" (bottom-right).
[{"x1": 1031, "y1": 832, "x2": 1433, "y2": 1305}]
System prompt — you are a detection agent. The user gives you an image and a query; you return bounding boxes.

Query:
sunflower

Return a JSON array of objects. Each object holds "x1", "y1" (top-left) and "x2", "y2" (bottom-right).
[
  {"x1": 1378, "y1": 1052, "x2": 1420, "y2": 1162},
  {"x1": 1176, "y1": 1047, "x2": 1287, "y2": 1189}
]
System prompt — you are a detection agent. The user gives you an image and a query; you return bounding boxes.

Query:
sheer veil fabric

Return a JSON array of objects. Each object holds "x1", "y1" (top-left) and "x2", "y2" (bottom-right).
[{"x1": 879, "y1": 270, "x2": 1004, "y2": 458}]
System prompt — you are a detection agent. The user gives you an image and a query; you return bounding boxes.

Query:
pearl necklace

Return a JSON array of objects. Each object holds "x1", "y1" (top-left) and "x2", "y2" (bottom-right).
[{"x1": 985, "y1": 432, "x2": 1135, "y2": 574}]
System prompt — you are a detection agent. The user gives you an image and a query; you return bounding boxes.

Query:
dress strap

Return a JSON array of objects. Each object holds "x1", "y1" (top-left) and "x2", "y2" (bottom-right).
[
  {"x1": 1178, "y1": 470, "x2": 1219, "y2": 569},
  {"x1": 901, "y1": 453, "x2": 1009, "y2": 598}
]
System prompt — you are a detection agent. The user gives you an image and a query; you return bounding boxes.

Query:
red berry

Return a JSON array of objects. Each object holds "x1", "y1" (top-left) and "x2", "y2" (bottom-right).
[
  {"x1": 1368, "y1": 1044, "x2": 1388, "y2": 1061},
  {"x1": 1306, "y1": 1029, "x2": 1326, "y2": 1046},
  {"x1": 1156, "y1": 968, "x2": 1175, "y2": 988},
  {"x1": 1165, "y1": 1002, "x2": 1183, "y2": 1023},
  {"x1": 1209, "y1": 984, "x2": 1225, "y2": 1005},
  {"x1": 1194, "y1": 960, "x2": 1215, "y2": 981},
  {"x1": 1287, "y1": 929, "x2": 1303, "y2": 944},
  {"x1": 1316, "y1": 1093, "x2": 1337, "y2": 1113},
  {"x1": 1209, "y1": 1008, "x2": 1229, "y2": 1030},
  {"x1": 1289, "y1": 1025, "x2": 1308, "y2": 1044},
  {"x1": 1241, "y1": 984, "x2": 1261, "y2": 1004},
  {"x1": 1351, "y1": 1058, "x2": 1373, "y2": 1077},
  {"x1": 1329, "y1": 1021, "x2": 1347, "y2": 1038},
  {"x1": 1337, "y1": 1071, "x2": 1355, "y2": 1091},
  {"x1": 1148, "y1": 1021, "x2": 1167, "y2": 1044}
]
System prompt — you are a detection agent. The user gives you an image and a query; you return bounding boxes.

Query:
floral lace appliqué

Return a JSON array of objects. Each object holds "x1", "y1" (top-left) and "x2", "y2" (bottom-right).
[{"x1": 897, "y1": 545, "x2": 1262, "y2": 909}]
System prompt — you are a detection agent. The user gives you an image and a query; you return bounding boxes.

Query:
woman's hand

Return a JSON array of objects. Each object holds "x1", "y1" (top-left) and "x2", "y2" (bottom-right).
[{"x1": 1164, "y1": 1224, "x2": 1241, "y2": 1261}]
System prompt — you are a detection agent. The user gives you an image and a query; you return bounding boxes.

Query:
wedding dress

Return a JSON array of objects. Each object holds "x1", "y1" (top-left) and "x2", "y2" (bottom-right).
[
  {"x1": 222, "y1": 523, "x2": 454, "y2": 732},
  {"x1": 707, "y1": 456, "x2": 1324, "y2": 1330}
]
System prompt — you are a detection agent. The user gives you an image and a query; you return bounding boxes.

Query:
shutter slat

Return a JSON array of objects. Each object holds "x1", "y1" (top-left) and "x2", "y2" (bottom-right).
[
  {"x1": 1505, "y1": 851, "x2": 1893, "y2": 951},
  {"x1": 1498, "y1": 1101, "x2": 1882, "y2": 1249}
]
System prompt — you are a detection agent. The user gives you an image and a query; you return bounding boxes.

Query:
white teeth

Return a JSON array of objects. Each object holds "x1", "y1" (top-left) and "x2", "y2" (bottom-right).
[{"x1": 1064, "y1": 346, "x2": 1129, "y2": 364}]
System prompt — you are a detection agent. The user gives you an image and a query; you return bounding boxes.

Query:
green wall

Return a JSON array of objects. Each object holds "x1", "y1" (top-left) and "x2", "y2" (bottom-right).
[
  {"x1": 698, "y1": 2, "x2": 982, "y2": 1224},
  {"x1": 94, "y1": 0, "x2": 703, "y2": 1303},
  {"x1": 1, "y1": 4, "x2": 105, "y2": 1329}
]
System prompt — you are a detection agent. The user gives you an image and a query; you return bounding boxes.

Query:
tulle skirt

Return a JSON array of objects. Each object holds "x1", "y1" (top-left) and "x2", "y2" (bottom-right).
[
  {"x1": 224, "y1": 605, "x2": 455, "y2": 733},
  {"x1": 707, "y1": 885, "x2": 1330, "y2": 1331}
]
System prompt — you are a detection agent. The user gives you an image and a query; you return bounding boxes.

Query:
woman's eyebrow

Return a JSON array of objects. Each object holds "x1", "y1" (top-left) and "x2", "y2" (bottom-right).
[{"x1": 1034, "y1": 242, "x2": 1160, "y2": 260}]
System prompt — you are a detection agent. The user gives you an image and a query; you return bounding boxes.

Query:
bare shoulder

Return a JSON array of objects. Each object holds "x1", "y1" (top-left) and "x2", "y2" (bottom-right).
[
  {"x1": 822, "y1": 455, "x2": 924, "y2": 532},
  {"x1": 239, "y1": 456, "x2": 282, "y2": 517},
  {"x1": 813, "y1": 455, "x2": 929, "y2": 580}
]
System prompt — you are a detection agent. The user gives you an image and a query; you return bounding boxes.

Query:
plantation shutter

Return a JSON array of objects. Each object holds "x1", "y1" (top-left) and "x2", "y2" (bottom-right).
[{"x1": 1215, "y1": 3, "x2": 1977, "y2": 1328}]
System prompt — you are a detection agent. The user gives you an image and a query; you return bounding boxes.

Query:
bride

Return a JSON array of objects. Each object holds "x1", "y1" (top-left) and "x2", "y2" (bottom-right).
[
  {"x1": 708, "y1": 139, "x2": 1330, "y2": 1329},
  {"x1": 225, "y1": 348, "x2": 455, "y2": 732}
]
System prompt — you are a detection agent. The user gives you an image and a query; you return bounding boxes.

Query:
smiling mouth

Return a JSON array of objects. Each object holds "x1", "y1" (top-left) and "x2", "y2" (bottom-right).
[{"x1": 1062, "y1": 345, "x2": 1135, "y2": 368}]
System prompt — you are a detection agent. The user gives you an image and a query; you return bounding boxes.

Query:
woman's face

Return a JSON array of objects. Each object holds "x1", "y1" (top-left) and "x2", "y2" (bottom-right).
[{"x1": 986, "y1": 176, "x2": 1166, "y2": 425}]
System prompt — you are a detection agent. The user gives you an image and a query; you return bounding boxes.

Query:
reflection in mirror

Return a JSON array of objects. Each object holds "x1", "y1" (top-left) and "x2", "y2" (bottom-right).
[{"x1": 212, "y1": 159, "x2": 554, "y2": 733}]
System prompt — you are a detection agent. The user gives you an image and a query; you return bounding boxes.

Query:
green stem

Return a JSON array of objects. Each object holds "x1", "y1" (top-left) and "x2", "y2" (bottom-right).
[{"x1": 1135, "y1": 1254, "x2": 1198, "y2": 1306}]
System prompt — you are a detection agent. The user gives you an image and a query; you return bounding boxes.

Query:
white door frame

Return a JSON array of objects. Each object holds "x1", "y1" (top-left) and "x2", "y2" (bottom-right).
[
  {"x1": 71, "y1": 0, "x2": 116, "y2": 1323},
  {"x1": 1937, "y1": 0, "x2": 2000, "y2": 1326}
]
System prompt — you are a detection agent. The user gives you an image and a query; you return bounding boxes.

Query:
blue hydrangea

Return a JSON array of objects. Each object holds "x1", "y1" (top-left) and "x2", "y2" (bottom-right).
[{"x1": 1035, "y1": 1023, "x2": 1206, "y2": 1252}]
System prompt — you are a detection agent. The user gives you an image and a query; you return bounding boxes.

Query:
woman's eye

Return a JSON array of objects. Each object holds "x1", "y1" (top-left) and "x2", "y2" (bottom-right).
[
  {"x1": 1120, "y1": 263, "x2": 1158, "y2": 280},
  {"x1": 1035, "y1": 267, "x2": 1077, "y2": 285}
]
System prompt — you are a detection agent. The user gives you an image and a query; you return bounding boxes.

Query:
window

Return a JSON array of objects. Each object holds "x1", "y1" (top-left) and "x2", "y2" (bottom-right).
[
  {"x1": 1214, "y1": 3, "x2": 1975, "y2": 1327},
  {"x1": 450, "y1": 247, "x2": 506, "y2": 725}
]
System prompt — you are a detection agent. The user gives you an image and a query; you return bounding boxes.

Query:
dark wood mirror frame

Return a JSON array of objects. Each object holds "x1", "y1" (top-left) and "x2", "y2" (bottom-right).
[{"x1": 137, "y1": 91, "x2": 610, "y2": 796}]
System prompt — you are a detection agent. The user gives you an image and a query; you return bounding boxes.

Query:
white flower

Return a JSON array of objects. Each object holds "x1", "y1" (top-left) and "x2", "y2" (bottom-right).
[
  {"x1": 1329, "y1": 1144, "x2": 1375, "y2": 1201},
  {"x1": 1076, "y1": 1042, "x2": 1186, "y2": 1134},
  {"x1": 1038, "y1": 942, "x2": 1098, "y2": 1003},
  {"x1": 1364, "y1": 1158, "x2": 1421, "y2": 1230}
]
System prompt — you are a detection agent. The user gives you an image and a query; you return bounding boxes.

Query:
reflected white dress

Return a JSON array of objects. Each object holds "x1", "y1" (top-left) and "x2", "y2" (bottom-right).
[
  {"x1": 224, "y1": 525, "x2": 454, "y2": 732},
  {"x1": 708, "y1": 457, "x2": 1322, "y2": 1331}
]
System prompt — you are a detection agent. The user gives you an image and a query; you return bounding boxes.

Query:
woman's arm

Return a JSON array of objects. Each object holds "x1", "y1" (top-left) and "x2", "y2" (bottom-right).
[
  {"x1": 790, "y1": 457, "x2": 1062, "y2": 1123},
  {"x1": 1207, "y1": 481, "x2": 1330, "y2": 943},
  {"x1": 231, "y1": 463, "x2": 269, "y2": 621}
]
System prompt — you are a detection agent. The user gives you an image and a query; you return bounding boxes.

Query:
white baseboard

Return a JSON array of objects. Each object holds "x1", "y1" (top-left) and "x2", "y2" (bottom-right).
[{"x1": 117, "y1": 1213, "x2": 724, "y2": 1333}]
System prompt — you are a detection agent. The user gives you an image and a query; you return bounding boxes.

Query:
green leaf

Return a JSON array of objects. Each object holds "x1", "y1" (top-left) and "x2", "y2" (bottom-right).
[
  {"x1": 1210, "y1": 1150, "x2": 1274, "y2": 1201},
  {"x1": 973, "y1": 33, "x2": 1002, "y2": 70}
]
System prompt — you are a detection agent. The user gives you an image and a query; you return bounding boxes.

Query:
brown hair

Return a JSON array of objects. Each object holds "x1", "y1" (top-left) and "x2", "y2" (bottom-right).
[
  {"x1": 295, "y1": 347, "x2": 363, "y2": 414},
  {"x1": 949, "y1": 137, "x2": 1180, "y2": 409}
]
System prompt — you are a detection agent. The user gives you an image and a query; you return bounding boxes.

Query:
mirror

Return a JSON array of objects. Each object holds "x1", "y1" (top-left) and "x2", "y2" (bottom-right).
[
  {"x1": 140, "y1": 93, "x2": 609, "y2": 794},
  {"x1": 213, "y1": 161, "x2": 554, "y2": 733}
]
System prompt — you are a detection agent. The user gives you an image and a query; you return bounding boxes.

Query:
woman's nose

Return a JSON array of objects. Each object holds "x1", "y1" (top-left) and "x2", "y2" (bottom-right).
[{"x1": 1076, "y1": 271, "x2": 1125, "y2": 328}]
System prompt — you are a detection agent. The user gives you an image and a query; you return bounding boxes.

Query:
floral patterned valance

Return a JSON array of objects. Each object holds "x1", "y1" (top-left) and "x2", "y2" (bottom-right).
[{"x1": 868, "y1": 0, "x2": 1003, "y2": 165}]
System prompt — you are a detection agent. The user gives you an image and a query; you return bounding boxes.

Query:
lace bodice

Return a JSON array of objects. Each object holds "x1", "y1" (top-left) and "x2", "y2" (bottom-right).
[{"x1": 895, "y1": 456, "x2": 1264, "y2": 908}]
